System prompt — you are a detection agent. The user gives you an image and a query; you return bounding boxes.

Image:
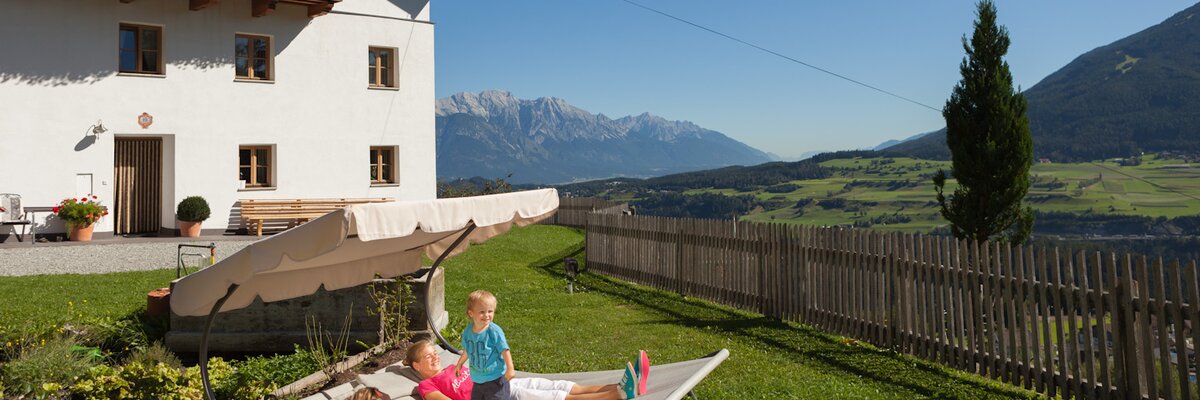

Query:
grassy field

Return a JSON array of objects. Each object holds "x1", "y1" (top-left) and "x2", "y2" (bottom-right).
[
  {"x1": 718, "y1": 155, "x2": 1200, "y2": 232},
  {"x1": 0, "y1": 269, "x2": 177, "y2": 334},
  {"x1": 439, "y1": 225, "x2": 1040, "y2": 399}
]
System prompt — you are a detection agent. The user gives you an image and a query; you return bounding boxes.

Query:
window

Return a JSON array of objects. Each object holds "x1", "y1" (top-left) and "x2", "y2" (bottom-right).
[
  {"x1": 368, "y1": 47, "x2": 397, "y2": 88},
  {"x1": 119, "y1": 24, "x2": 163, "y2": 74},
  {"x1": 235, "y1": 34, "x2": 272, "y2": 80},
  {"x1": 239, "y1": 146, "x2": 273, "y2": 188},
  {"x1": 369, "y1": 146, "x2": 396, "y2": 184}
]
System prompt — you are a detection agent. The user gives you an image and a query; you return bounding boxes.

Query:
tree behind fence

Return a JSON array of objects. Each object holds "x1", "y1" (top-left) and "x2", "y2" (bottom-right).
[{"x1": 583, "y1": 211, "x2": 1200, "y2": 400}]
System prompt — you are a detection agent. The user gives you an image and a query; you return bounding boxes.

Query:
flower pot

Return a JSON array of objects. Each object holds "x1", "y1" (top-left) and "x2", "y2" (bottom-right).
[
  {"x1": 146, "y1": 287, "x2": 171, "y2": 318},
  {"x1": 69, "y1": 224, "x2": 94, "y2": 242},
  {"x1": 178, "y1": 220, "x2": 203, "y2": 237}
]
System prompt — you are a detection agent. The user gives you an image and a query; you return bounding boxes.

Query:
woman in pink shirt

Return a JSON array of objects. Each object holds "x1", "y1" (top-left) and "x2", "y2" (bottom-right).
[{"x1": 407, "y1": 339, "x2": 626, "y2": 400}]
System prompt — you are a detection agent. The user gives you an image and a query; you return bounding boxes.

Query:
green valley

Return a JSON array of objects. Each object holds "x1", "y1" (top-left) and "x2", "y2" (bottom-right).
[{"x1": 584, "y1": 154, "x2": 1200, "y2": 234}]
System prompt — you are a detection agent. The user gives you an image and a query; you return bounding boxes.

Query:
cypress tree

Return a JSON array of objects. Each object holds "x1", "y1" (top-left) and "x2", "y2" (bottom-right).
[{"x1": 933, "y1": 0, "x2": 1035, "y2": 243}]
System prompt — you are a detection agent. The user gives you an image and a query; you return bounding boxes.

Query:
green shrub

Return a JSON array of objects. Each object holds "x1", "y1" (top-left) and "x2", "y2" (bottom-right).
[
  {"x1": 176, "y1": 196, "x2": 211, "y2": 222},
  {"x1": 78, "y1": 315, "x2": 149, "y2": 359},
  {"x1": 1, "y1": 336, "x2": 97, "y2": 398},
  {"x1": 71, "y1": 364, "x2": 131, "y2": 399},
  {"x1": 123, "y1": 341, "x2": 181, "y2": 369},
  {"x1": 229, "y1": 345, "x2": 319, "y2": 391},
  {"x1": 72, "y1": 360, "x2": 207, "y2": 400}
]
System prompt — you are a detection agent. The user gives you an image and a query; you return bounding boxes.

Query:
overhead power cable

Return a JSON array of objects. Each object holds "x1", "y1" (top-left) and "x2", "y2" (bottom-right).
[{"x1": 619, "y1": 0, "x2": 942, "y2": 113}]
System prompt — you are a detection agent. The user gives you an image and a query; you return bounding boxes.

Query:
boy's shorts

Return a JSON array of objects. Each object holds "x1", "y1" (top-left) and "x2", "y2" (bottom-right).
[{"x1": 471, "y1": 377, "x2": 511, "y2": 400}]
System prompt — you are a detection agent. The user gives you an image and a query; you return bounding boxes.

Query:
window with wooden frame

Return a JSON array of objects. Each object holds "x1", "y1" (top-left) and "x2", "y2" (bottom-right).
[
  {"x1": 235, "y1": 34, "x2": 272, "y2": 80},
  {"x1": 369, "y1": 146, "x2": 397, "y2": 185},
  {"x1": 238, "y1": 146, "x2": 273, "y2": 188},
  {"x1": 119, "y1": 24, "x2": 163, "y2": 74},
  {"x1": 368, "y1": 47, "x2": 397, "y2": 88}
]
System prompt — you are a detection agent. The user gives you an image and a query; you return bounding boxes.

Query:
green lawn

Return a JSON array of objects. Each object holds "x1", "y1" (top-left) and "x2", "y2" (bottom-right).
[
  {"x1": 439, "y1": 225, "x2": 1040, "y2": 399},
  {"x1": 0, "y1": 269, "x2": 177, "y2": 335}
]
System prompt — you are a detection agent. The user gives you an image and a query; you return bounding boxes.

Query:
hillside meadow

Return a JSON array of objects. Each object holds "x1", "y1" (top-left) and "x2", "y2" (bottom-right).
[{"x1": 674, "y1": 155, "x2": 1200, "y2": 232}]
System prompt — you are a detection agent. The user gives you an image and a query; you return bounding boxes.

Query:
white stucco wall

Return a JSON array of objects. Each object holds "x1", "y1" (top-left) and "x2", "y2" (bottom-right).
[{"x1": 0, "y1": 0, "x2": 435, "y2": 235}]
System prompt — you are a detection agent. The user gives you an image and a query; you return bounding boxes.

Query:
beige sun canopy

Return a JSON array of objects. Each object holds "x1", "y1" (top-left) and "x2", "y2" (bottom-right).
[{"x1": 170, "y1": 189, "x2": 559, "y2": 317}]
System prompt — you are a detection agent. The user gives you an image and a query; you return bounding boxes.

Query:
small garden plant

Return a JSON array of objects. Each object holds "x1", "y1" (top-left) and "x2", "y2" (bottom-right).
[
  {"x1": 54, "y1": 195, "x2": 107, "y2": 228},
  {"x1": 175, "y1": 196, "x2": 211, "y2": 222}
]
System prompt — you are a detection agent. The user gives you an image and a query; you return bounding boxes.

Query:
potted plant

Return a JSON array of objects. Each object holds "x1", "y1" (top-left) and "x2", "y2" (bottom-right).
[
  {"x1": 176, "y1": 196, "x2": 211, "y2": 237},
  {"x1": 54, "y1": 195, "x2": 106, "y2": 241}
]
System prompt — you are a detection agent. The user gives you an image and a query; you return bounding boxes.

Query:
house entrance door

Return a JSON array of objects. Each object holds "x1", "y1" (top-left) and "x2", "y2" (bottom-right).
[{"x1": 114, "y1": 137, "x2": 162, "y2": 235}]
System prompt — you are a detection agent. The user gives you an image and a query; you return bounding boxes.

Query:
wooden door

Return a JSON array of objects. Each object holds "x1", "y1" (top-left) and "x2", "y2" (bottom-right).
[{"x1": 114, "y1": 137, "x2": 162, "y2": 234}]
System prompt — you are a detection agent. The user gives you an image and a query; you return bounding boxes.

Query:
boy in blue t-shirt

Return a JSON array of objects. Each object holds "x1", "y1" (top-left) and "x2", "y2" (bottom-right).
[{"x1": 454, "y1": 290, "x2": 513, "y2": 400}]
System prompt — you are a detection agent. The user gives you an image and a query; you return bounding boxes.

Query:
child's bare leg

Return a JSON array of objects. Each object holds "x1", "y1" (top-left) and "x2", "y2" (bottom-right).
[
  {"x1": 564, "y1": 391, "x2": 622, "y2": 400},
  {"x1": 568, "y1": 384, "x2": 619, "y2": 394}
]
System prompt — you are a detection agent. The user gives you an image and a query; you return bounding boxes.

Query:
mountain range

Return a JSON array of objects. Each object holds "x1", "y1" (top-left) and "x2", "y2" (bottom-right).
[
  {"x1": 883, "y1": 2, "x2": 1200, "y2": 161},
  {"x1": 436, "y1": 90, "x2": 773, "y2": 184}
]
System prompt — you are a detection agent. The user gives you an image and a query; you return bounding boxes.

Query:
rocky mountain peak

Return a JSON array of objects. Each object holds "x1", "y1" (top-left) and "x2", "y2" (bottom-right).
[{"x1": 436, "y1": 91, "x2": 774, "y2": 183}]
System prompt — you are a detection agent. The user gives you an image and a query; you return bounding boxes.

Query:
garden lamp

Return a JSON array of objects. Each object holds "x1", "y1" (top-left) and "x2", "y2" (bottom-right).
[{"x1": 564, "y1": 257, "x2": 579, "y2": 293}]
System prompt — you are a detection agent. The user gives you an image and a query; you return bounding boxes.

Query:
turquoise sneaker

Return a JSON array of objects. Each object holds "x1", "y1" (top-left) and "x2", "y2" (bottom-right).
[{"x1": 619, "y1": 361, "x2": 637, "y2": 399}]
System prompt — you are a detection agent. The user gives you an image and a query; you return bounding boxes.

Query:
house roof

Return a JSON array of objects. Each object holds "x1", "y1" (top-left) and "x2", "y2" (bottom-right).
[{"x1": 174, "y1": 0, "x2": 342, "y2": 18}]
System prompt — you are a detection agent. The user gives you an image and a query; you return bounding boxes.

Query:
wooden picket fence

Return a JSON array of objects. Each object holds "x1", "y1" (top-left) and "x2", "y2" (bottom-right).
[
  {"x1": 583, "y1": 212, "x2": 1200, "y2": 400},
  {"x1": 546, "y1": 197, "x2": 628, "y2": 228}
]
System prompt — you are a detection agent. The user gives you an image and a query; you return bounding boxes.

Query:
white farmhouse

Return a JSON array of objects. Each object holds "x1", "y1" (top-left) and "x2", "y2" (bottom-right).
[{"x1": 0, "y1": 0, "x2": 436, "y2": 240}]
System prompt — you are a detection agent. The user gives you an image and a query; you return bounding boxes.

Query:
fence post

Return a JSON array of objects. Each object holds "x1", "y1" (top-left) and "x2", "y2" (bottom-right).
[{"x1": 676, "y1": 222, "x2": 684, "y2": 296}]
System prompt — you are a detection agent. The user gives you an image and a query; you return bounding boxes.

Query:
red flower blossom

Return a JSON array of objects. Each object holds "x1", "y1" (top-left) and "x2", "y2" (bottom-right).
[
  {"x1": 52, "y1": 207, "x2": 60, "y2": 213},
  {"x1": 80, "y1": 197, "x2": 87, "y2": 202},
  {"x1": 91, "y1": 195, "x2": 98, "y2": 199}
]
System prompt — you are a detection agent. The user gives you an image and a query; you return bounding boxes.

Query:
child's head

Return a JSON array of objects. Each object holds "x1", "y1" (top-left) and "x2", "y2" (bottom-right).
[
  {"x1": 466, "y1": 290, "x2": 497, "y2": 328},
  {"x1": 349, "y1": 387, "x2": 389, "y2": 400}
]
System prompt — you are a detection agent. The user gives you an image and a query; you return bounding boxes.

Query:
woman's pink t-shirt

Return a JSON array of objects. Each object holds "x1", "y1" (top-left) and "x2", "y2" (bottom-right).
[{"x1": 417, "y1": 366, "x2": 474, "y2": 400}]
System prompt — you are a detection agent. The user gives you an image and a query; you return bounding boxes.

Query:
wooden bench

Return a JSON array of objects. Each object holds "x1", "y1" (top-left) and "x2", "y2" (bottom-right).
[{"x1": 240, "y1": 198, "x2": 393, "y2": 236}]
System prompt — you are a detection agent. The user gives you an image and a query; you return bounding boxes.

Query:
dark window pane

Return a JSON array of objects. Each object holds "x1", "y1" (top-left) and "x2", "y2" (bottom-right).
[
  {"x1": 141, "y1": 51, "x2": 159, "y2": 73},
  {"x1": 239, "y1": 149, "x2": 251, "y2": 165},
  {"x1": 239, "y1": 167, "x2": 250, "y2": 182},
  {"x1": 370, "y1": 149, "x2": 378, "y2": 162},
  {"x1": 381, "y1": 149, "x2": 392, "y2": 161},
  {"x1": 380, "y1": 68, "x2": 389, "y2": 86},
  {"x1": 235, "y1": 58, "x2": 248, "y2": 77},
  {"x1": 120, "y1": 50, "x2": 137, "y2": 72},
  {"x1": 141, "y1": 29, "x2": 158, "y2": 50},
  {"x1": 369, "y1": 68, "x2": 377, "y2": 85},
  {"x1": 235, "y1": 37, "x2": 248, "y2": 57},
  {"x1": 379, "y1": 51, "x2": 391, "y2": 68},
  {"x1": 370, "y1": 166, "x2": 379, "y2": 181},
  {"x1": 254, "y1": 39, "x2": 268, "y2": 58},
  {"x1": 383, "y1": 166, "x2": 392, "y2": 182},
  {"x1": 255, "y1": 149, "x2": 270, "y2": 165},
  {"x1": 255, "y1": 166, "x2": 269, "y2": 185},
  {"x1": 253, "y1": 59, "x2": 268, "y2": 79},
  {"x1": 368, "y1": 49, "x2": 377, "y2": 66},
  {"x1": 120, "y1": 29, "x2": 136, "y2": 50}
]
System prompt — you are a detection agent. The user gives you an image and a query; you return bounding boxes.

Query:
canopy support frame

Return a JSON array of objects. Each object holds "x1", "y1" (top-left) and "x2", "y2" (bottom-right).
[
  {"x1": 422, "y1": 222, "x2": 476, "y2": 355},
  {"x1": 200, "y1": 283, "x2": 240, "y2": 400}
]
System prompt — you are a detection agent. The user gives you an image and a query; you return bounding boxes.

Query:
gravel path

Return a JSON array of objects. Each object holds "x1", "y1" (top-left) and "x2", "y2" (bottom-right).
[{"x1": 0, "y1": 238, "x2": 257, "y2": 276}]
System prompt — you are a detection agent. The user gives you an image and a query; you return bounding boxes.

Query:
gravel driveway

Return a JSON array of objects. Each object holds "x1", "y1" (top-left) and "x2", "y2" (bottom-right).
[{"x1": 0, "y1": 238, "x2": 257, "y2": 276}]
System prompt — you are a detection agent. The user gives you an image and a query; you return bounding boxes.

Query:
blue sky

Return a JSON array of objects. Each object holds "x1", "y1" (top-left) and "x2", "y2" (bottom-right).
[{"x1": 433, "y1": 1, "x2": 1196, "y2": 159}]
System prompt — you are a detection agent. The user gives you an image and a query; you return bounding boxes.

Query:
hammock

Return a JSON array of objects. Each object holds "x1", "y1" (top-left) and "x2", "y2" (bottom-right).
[{"x1": 303, "y1": 347, "x2": 729, "y2": 400}]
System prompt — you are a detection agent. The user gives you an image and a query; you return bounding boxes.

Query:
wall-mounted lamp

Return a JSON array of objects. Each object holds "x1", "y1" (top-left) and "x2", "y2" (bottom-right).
[{"x1": 91, "y1": 120, "x2": 108, "y2": 136}]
